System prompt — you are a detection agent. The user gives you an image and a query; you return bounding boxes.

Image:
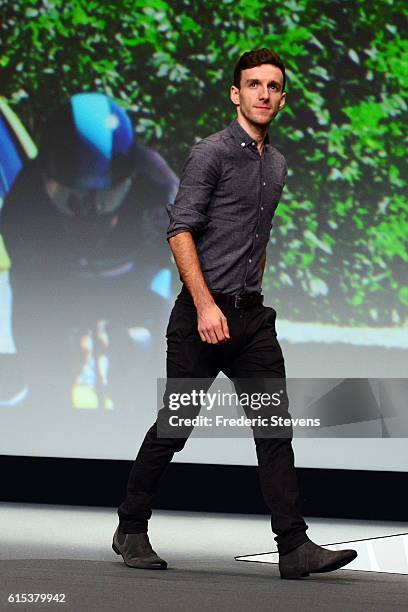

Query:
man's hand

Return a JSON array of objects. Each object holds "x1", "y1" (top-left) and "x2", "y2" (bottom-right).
[
  {"x1": 196, "y1": 302, "x2": 230, "y2": 344},
  {"x1": 168, "y1": 231, "x2": 230, "y2": 344}
]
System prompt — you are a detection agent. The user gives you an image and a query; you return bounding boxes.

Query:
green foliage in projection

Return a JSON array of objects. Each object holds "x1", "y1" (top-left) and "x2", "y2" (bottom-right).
[{"x1": 0, "y1": 0, "x2": 407, "y2": 326}]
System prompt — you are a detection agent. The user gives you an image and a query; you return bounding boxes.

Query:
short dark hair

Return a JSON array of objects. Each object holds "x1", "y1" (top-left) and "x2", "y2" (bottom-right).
[{"x1": 233, "y1": 48, "x2": 286, "y2": 92}]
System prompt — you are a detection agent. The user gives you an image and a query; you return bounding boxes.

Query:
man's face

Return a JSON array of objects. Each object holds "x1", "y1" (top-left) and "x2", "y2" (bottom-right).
[
  {"x1": 44, "y1": 176, "x2": 132, "y2": 253},
  {"x1": 230, "y1": 63, "x2": 286, "y2": 127},
  {"x1": 45, "y1": 177, "x2": 132, "y2": 217}
]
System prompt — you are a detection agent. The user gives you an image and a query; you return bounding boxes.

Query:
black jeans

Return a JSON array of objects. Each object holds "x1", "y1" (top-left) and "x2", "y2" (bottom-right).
[{"x1": 118, "y1": 288, "x2": 309, "y2": 555}]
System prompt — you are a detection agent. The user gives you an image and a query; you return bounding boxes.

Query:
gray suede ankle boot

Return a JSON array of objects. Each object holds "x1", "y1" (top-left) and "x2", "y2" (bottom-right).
[
  {"x1": 279, "y1": 540, "x2": 357, "y2": 579},
  {"x1": 112, "y1": 526, "x2": 167, "y2": 569}
]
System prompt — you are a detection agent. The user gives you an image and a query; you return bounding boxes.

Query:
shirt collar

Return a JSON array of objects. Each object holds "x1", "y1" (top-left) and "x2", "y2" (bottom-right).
[{"x1": 228, "y1": 119, "x2": 270, "y2": 150}]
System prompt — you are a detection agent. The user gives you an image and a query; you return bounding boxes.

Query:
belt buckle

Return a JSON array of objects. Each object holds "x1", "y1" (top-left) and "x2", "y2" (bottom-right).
[{"x1": 234, "y1": 294, "x2": 244, "y2": 309}]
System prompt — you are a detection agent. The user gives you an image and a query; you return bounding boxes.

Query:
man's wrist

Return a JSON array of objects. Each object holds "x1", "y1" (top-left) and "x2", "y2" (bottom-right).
[
  {"x1": 186, "y1": 285, "x2": 215, "y2": 312},
  {"x1": 193, "y1": 291, "x2": 216, "y2": 312}
]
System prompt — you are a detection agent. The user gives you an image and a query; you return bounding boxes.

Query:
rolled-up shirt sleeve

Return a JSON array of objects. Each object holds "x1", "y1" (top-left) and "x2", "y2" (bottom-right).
[
  {"x1": 166, "y1": 140, "x2": 220, "y2": 240},
  {"x1": 282, "y1": 158, "x2": 288, "y2": 187}
]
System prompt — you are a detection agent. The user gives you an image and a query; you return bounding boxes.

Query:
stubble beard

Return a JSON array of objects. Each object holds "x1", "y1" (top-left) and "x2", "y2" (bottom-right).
[{"x1": 240, "y1": 104, "x2": 276, "y2": 130}]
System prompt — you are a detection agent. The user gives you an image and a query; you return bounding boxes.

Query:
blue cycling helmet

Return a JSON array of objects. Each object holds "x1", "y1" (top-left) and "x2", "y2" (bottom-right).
[{"x1": 40, "y1": 93, "x2": 135, "y2": 190}]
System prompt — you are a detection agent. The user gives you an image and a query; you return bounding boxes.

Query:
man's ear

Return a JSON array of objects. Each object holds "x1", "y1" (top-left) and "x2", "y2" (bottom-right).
[
  {"x1": 230, "y1": 85, "x2": 240, "y2": 107},
  {"x1": 278, "y1": 92, "x2": 287, "y2": 112}
]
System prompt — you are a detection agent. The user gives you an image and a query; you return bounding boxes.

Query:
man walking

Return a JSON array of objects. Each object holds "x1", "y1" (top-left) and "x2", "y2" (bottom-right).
[{"x1": 114, "y1": 48, "x2": 357, "y2": 579}]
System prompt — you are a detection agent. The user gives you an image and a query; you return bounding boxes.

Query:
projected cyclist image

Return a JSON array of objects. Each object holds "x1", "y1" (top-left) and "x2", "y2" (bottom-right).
[
  {"x1": 0, "y1": 97, "x2": 38, "y2": 406},
  {"x1": 1, "y1": 93, "x2": 178, "y2": 410}
]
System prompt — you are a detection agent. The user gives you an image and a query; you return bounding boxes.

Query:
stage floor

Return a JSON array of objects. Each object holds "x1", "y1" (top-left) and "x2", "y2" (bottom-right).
[{"x1": 1, "y1": 503, "x2": 407, "y2": 611}]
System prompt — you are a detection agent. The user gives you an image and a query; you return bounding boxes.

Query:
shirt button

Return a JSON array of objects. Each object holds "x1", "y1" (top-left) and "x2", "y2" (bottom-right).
[
  {"x1": 263, "y1": 181, "x2": 266, "y2": 186},
  {"x1": 260, "y1": 206, "x2": 264, "y2": 211},
  {"x1": 241, "y1": 142, "x2": 245, "y2": 147},
  {"x1": 249, "y1": 258, "x2": 252, "y2": 263},
  {"x1": 256, "y1": 233, "x2": 259, "y2": 238}
]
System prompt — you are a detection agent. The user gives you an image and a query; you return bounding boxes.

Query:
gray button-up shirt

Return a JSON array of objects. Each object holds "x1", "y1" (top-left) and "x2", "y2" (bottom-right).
[{"x1": 166, "y1": 120, "x2": 287, "y2": 294}]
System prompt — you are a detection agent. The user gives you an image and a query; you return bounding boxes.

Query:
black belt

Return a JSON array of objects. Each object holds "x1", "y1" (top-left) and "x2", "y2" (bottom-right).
[
  {"x1": 180, "y1": 285, "x2": 263, "y2": 309},
  {"x1": 212, "y1": 291, "x2": 263, "y2": 309}
]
